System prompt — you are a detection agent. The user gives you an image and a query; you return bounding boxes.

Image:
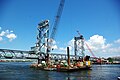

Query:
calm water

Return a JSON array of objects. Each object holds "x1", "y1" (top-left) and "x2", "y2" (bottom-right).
[{"x1": 0, "y1": 62, "x2": 120, "y2": 80}]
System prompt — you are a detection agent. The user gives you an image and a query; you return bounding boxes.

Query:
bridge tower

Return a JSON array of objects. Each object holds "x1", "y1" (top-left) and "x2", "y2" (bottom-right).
[
  {"x1": 74, "y1": 35, "x2": 85, "y2": 59},
  {"x1": 36, "y1": 20, "x2": 49, "y2": 54},
  {"x1": 34, "y1": 20, "x2": 49, "y2": 64}
]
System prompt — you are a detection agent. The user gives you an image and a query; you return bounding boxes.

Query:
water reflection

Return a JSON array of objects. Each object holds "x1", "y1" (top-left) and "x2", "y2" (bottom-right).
[
  {"x1": 65, "y1": 70, "x2": 91, "y2": 80},
  {"x1": 31, "y1": 70, "x2": 92, "y2": 80}
]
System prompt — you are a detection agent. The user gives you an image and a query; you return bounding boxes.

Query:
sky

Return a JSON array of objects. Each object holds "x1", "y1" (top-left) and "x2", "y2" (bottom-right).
[{"x1": 0, "y1": 0, "x2": 120, "y2": 58}]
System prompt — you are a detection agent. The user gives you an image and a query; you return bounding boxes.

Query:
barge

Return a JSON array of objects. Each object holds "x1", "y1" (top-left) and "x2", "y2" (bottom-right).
[
  {"x1": 30, "y1": 47, "x2": 92, "y2": 72},
  {"x1": 30, "y1": 64, "x2": 91, "y2": 72}
]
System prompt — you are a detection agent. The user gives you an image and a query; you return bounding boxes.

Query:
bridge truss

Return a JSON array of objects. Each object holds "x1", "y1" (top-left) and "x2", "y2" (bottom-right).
[{"x1": 0, "y1": 49, "x2": 35, "y2": 59}]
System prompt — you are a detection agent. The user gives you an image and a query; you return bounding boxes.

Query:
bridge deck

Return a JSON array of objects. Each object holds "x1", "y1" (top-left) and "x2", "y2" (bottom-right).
[{"x1": 0, "y1": 48, "x2": 82, "y2": 60}]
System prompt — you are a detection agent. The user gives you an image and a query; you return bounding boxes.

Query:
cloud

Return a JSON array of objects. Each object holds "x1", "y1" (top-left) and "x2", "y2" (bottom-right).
[
  {"x1": 52, "y1": 45, "x2": 58, "y2": 49},
  {"x1": 85, "y1": 35, "x2": 120, "y2": 57},
  {"x1": 0, "y1": 28, "x2": 17, "y2": 42},
  {"x1": 50, "y1": 39, "x2": 69, "y2": 53},
  {"x1": 0, "y1": 37, "x2": 3, "y2": 41},
  {"x1": 108, "y1": 47, "x2": 120, "y2": 53},
  {"x1": 68, "y1": 38, "x2": 74, "y2": 47},
  {"x1": 114, "y1": 39, "x2": 120, "y2": 44},
  {"x1": 6, "y1": 33, "x2": 17, "y2": 41},
  {"x1": 86, "y1": 35, "x2": 111, "y2": 51},
  {"x1": 59, "y1": 47, "x2": 66, "y2": 51},
  {"x1": 0, "y1": 27, "x2": 1, "y2": 30},
  {"x1": 0, "y1": 31, "x2": 6, "y2": 36}
]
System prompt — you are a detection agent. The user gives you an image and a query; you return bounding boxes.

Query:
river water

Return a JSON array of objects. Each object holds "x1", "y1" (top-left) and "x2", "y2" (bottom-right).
[{"x1": 0, "y1": 62, "x2": 120, "y2": 80}]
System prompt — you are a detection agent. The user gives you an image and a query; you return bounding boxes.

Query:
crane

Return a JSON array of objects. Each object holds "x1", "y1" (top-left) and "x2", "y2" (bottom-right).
[
  {"x1": 45, "y1": 0, "x2": 65, "y2": 65},
  {"x1": 47, "y1": 0, "x2": 65, "y2": 52},
  {"x1": 76, "y1": 31, "x2": 96, "y2": 58},
  {"x1": 50, "y1": 0, "x2": 65, "y2": 40},
  {"x1": 36, "y1": 0, "x2": 65, "y2": 64}
]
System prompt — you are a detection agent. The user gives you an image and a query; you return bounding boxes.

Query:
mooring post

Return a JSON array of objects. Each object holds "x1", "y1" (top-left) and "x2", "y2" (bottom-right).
[{"x1": 67, "y1": 47, "x2": 70, "y2": 68}]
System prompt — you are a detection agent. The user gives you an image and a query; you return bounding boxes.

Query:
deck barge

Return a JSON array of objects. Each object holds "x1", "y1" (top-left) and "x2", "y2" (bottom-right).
[
  {"x1": 30, "y1": 64, "x2": 91, "y2": 72},
  {"x1": 30, "y1": 47, "x2": 92, "y2": 72}
]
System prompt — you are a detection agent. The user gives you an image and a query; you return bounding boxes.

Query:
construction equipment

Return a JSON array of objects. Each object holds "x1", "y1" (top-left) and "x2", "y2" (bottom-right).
[
  {"x1": 85, "y1": 42, "x2": 96, "y2": 58},
  {"x1": 35, "y1": 0, "x2": 65, "y2": 64},
  {"x1": 50, "y1": 0, "x2": 65, "y2": 41},
  {"x1": 48, "y1": 0, "x2": 65, "y2": 52}
]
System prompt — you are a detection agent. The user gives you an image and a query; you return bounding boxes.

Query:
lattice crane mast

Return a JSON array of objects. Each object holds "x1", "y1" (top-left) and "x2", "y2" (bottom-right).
[
  {"x1": 50, "y1": 0, "x2": 65, "y2": 39},
  {"x1": 49, "y1": 0, "x2": 65, "y2": 51}
]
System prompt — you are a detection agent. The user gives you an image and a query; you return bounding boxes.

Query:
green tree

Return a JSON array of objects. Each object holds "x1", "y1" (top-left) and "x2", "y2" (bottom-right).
[{"x1": 107, "y1": 57, "x2": 113, "y2": 63}]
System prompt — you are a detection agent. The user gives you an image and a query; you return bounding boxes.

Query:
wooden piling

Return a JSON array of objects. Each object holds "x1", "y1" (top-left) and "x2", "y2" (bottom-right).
[{"x1": 67, "y1": 47, "x2": 70, "y2": 68}]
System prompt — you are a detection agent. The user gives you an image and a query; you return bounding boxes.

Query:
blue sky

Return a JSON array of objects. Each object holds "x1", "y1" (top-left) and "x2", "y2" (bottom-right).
[{"x1": 0, "y1": 0, "x2": 120, "y2": 57}]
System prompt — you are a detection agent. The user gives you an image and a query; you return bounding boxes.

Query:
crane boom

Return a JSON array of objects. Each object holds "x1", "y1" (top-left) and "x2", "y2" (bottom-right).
[
  {"x1": 85, "y1": 42, "x2": 96, "y2": 58},
  {"x1": 50, "y1": 0, "x2": 65, "y2": 39}
]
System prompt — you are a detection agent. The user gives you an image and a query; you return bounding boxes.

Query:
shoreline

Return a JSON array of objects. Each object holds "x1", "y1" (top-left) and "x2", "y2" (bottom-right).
[
  {"x1": 0, "y1": 59, "x2": 120, "y2": 64},
  {"x1": 92, "y1": 63, "x2": 120, "y2": 65},
  {"x1": 0, "y1": 59, "x2": 34, "y2": 62}
]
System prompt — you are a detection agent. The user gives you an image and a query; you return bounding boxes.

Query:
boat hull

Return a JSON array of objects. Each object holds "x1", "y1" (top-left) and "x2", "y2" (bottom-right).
[{"x1": 30, "y1": 64, "x2": 91, "y2": 72}]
